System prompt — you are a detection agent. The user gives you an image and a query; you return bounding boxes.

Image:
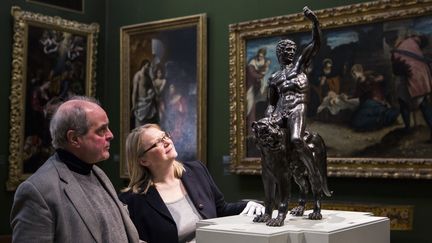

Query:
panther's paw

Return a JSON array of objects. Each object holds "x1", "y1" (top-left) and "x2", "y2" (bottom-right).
[
  {"x1": 308, "y1": 211, "x2": 322, "y2": 220},
  {"x1": 253, "y1": 213, "x2": 271, "y2": 223},
  {"x1": 266, "y1": 216, "x2": 285, "y2": 226},
  {"x1": 290, "y1": 206, "x2": 305, "y2": 216}
]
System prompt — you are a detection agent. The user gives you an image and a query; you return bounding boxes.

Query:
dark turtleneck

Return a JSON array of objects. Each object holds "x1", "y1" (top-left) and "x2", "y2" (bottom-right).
[{"x1": 56, "y1": 149, "x2": 93, "y2": 175}]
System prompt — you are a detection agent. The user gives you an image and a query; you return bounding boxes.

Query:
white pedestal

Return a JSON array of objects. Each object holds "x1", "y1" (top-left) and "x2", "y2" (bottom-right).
[{"x1": 196, "y1": 210, "x2": 389, "y2": 243}]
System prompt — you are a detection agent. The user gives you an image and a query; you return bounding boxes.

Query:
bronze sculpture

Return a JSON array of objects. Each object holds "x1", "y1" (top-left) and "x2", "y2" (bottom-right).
[{"x1": 252, "y1": 6, "x2": 331, "y2": 227}]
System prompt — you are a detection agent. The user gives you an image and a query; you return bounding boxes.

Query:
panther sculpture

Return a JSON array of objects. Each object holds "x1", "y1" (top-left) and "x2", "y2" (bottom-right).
[{"x1": 251, "y1": 117, "x2": 332, "y2": 226}]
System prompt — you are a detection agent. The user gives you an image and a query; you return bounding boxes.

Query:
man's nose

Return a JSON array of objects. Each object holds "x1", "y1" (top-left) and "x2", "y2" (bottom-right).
[{"x1": 106, "y1": 129, "x2": 114, "y2": 140}]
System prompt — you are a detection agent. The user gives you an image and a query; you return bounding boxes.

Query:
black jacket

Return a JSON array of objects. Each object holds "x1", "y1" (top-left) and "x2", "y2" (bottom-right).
[{"x1": 119, "y1": 161, "x2": 247, "y2": 243}]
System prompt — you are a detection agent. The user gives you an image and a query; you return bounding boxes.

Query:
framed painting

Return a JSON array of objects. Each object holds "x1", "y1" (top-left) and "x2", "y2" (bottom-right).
[
  {"x1": 26, "y1": 0, "x2": 84, "y2": 13},
  {"x1": 120, "y1": 14, "x2": 207, "y2": 178},
  {"x1": 229, "y1": 0, "x2": 432, "y2": 178},
  {"x1": 7, "y1": 6, "x2": 99, "y2": 191}
]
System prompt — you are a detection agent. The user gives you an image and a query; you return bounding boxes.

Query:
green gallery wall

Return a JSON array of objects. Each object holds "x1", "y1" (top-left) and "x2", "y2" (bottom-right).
[{"x1": 1, "y1": 0, "x2": 431, "y2": 242}]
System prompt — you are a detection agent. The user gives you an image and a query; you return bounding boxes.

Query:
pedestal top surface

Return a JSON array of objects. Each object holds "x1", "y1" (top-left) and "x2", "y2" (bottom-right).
[{"x1": 198, "y1": 210, "x2": 388, "y2": 235}]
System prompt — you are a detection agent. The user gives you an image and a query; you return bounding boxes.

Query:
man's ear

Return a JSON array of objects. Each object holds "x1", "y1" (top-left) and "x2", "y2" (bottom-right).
[{"x1": 66, "y1": 130, "x2": 80, "y2": 148}]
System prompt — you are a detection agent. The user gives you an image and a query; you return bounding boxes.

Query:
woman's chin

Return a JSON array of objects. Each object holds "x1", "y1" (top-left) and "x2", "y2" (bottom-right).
[
  {"x1": 167, "y1": 149, "x2": 178, "y2": 159},
  {"x1": 172, "y1": 151, "x2": 178, "y2": 159}
]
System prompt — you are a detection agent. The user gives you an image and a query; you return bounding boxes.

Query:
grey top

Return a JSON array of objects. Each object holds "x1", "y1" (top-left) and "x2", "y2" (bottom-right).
[
  {"x1": 166, "y1": 194, "x2": 202, "y2": 243},
  {"x1": 73, "y1": 170, "x2": 129, "y2": 243}
]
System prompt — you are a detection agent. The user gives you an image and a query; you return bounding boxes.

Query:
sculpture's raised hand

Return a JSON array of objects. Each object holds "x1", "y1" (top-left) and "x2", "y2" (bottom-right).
[{"x1": 303, "y1": 6, "x2": 318, "y2": 23}]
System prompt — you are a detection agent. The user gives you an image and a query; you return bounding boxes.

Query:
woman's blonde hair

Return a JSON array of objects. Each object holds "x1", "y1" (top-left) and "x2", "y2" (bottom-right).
[{"x1": 122, "y1": 123, "x2": 185, "y2": 194}]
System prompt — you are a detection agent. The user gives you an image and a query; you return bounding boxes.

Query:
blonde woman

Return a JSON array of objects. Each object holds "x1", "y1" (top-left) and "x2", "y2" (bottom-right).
[{"x1": 120, "y1": 124, "x2": 263, "y2": 243}]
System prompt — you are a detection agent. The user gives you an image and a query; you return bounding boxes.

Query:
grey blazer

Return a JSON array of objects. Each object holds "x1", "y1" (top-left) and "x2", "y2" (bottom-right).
[{"x1": 10, "y1": 153, "x2": 140, "y2": 243}]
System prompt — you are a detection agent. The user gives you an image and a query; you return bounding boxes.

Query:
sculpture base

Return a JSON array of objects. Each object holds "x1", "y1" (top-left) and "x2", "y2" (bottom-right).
[{"x1": 196, "y1": 210, "x2": 389, "y2": 243}]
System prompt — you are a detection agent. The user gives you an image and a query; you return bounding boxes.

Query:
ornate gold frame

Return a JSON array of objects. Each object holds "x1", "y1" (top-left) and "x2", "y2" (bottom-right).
[
  {"x1": 229, "y1": 0, "x2": 432, "y2": 178},
  {"x1": 7, "y1": 6, "x2": 99, "y2": 191},
  {"x1": 120, "y1": 14, "x2": 207, "y2": 178}
]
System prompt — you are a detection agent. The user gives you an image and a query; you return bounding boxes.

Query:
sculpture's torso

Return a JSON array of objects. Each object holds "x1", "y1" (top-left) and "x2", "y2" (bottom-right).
[{"x1": 269, "y1": 69, "x2": 308, "y2": 118}]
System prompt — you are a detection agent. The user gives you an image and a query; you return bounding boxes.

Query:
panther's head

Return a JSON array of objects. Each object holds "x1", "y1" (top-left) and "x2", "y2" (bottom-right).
[{"x1": 251, "y1": 118, "x2": 284, "y2": 151}]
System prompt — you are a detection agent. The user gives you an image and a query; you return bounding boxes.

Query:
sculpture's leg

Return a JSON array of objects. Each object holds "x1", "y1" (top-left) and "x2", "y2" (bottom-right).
[
  {"x1": 307, "y1": 163, "x2": 323, "y2": 220},
  {"x1": 291, "y1": 167, "x2": 309, "y2": 216},
  {"x1": 289, "y1": 107, "x2": 321, "y2": 185},
  {"x1": 308, "y1": 194, "x2": 323, "y2": 220},
  {"x1": 254, "y1": 165, "x2": 274, "y2": 223},
  {"x1": 294, "y1": 142, "x2": 319, "y2": 178},
  {"x1": 267, "y1": 172, "x2": 291, "y2": 226},
  {"x1": 290, "y1": 198, "x2": 306, "y2": 217},
  {"x1": 308, "y1": 132, "x2": 332, "y2": 198}
]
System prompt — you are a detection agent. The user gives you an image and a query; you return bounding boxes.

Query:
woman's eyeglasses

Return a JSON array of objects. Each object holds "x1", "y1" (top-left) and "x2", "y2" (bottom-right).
[{"x1": 141, "y1": 132, "x2": 171, "y2": 155}]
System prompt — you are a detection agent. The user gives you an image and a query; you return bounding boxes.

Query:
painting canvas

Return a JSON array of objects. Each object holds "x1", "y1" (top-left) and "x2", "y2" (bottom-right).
[
  {"x1": 27, "y1": 0, "x2": 84, "y2": 13},
  {"x1": 229, "y1": 0, "x2": 432, "y2": 178},
  {"x1": 7, "y1": 7, "x2": 99, "y2": 190},
  {"x1": 120, "y1": 14, "x2": 207, "y2": 177},
  {"x1": 23, "y1": 26, "x2": 90, "y2": 172}
]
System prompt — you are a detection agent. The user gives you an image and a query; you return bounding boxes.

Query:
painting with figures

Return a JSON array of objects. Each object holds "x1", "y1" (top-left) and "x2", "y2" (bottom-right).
[{"x1": 244, "y1": 15, "x2": 432, "y2": 160}]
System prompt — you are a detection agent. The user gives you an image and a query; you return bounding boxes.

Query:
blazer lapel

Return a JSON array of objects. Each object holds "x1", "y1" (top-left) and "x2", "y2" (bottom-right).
[
  {"x1": 145, "y1": 186, "x2": 176, "y2": 223},
  {"x1": 181, "y1": 169, "x2": 211, "y2": 219},
  {"x1": 54, "y1": 159, "x2": 102, "y2": 243}
]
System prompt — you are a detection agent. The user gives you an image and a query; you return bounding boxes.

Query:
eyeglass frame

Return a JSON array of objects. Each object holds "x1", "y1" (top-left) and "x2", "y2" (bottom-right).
[{"x1": 140, "y1": 132, "x2": 171, "y2": 155}]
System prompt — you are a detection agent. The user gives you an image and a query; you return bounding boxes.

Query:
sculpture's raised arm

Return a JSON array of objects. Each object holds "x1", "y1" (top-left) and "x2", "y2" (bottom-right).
[{"x1": 291, "y1": 6, "x2": 321, "y2": 75}]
